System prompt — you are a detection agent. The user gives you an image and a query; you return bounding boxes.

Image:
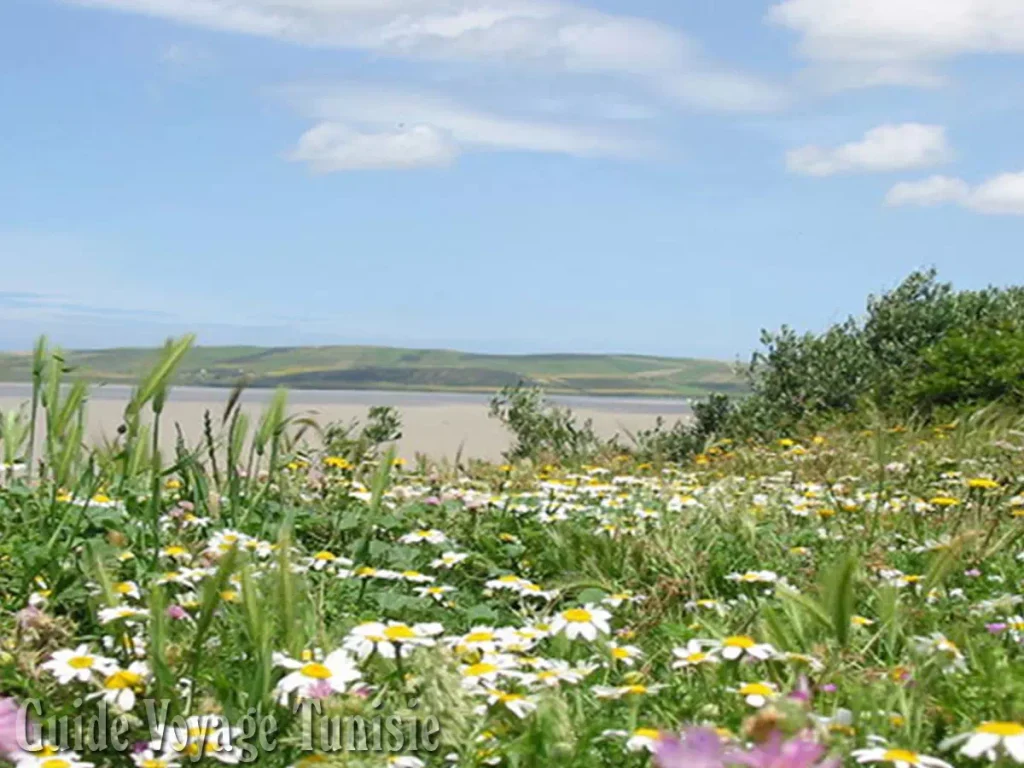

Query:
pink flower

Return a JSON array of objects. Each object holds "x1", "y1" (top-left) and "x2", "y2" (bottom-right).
[
  {"x1": 734, "y1": 732, "x2": 838, "y2": 768},
  {"x1": 307, "y1": 681, "x2": 334, "y2": 700},
  {"x1": 0, "y1": 698, "x2": 31, "y2": 757},
  {"x1": 656, "y1": 728, "x2": 731, "y2": 768},
  {"x1": 166, "y1": 605, "x2": 189, "y2": 620}
]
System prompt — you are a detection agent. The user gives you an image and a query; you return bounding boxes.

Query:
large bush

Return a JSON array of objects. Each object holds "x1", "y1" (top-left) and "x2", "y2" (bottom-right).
[{"x1": 734, "y1": 269, "x2": 1024, "y2": 433}]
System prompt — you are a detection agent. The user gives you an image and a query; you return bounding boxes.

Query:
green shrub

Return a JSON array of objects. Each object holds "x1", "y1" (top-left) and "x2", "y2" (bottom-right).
[
  {"x1": 726, "y1": 269, "x2": 1024, "y2": 436},
  {"x1": 907, "y1": 325, "x2": 1024, "y2": 410},
  {"x1": 322, "y1": 405, "x2": 403, "y2": 460},
  {"x1": 488, "y1": 383, "x2": 612, "y2": 462}
]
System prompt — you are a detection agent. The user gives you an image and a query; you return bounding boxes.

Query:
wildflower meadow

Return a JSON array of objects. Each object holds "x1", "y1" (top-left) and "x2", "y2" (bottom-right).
[{"x1": 2, "y1": 291, "x2": 1024, "y2": 768}]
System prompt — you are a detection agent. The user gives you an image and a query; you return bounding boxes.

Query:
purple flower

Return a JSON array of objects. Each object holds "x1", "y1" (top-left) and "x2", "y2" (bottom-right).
[
  {"x1": 818, "y1": 683, "x2": 837, "y2": 694},
  {"x1": 735, "y1": 732, "x2": 838, "y2": 768},
  {"x1": 423, "y1": 496, "x2": 441, "y2": 507},
  {"x1": 964, "y1": 568, "x2": 981, "y2": 578},
  {"x1": 986, "y1": 622, "x2": 1008, "y2": 634},
  {"x1": 655, "y1": 728, "x2": 731, "y2": 768},
  {"x1": 166, "y1": 605, "x2": 189, "y2": 620}
]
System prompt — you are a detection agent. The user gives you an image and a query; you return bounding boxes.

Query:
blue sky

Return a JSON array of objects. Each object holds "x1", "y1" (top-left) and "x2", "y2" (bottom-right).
[{"x1": 2, "y1": 0, "x2": 1023, "y2": 360}]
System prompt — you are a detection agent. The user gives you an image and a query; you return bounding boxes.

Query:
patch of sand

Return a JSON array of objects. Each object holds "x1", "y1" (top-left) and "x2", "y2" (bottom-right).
[{"x1": 0, "y1": 386, "x2": 690, "y2": 461}]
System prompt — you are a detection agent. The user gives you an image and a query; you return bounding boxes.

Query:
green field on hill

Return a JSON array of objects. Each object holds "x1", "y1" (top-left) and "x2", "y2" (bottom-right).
[{"x1": 0, "y1": 344, "x2": 744, "y2": 397}]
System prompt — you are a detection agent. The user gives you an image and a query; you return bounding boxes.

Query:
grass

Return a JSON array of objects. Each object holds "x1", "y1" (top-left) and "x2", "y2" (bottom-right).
[
  {"x1": 0, "y1": 344, "x2": 744, "y2": 397},
  {"x1": 0, "y1": 338, "x2": 1022, "y2": 768}
]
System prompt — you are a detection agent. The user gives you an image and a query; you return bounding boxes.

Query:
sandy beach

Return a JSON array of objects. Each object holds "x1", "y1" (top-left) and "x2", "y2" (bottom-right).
[{"x1": 0, "y1": 384, "x2": 691, "y2": 461}]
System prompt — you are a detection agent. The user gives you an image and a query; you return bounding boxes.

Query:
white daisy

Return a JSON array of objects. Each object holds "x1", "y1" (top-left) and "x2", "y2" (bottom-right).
[
  {"x1": 735, "y1": 681, "x2": 778, "y2": 708},
  {"x1": 607, "y1": 642, "x2": 644, "y2": 666},
  {"x1": 941, "y1": 721, "x2": 1024, "y2": 763},
  {"x1": 852, "y1": 747, "x2": 953, "y2": 768},
  {"x1": 41, "y1": 645, "x2": 116, "y2": 684},
  {"x1": 430, "y1": 552, "x2": 469, "y2": 569},
  {"x1": 13, "y1": 747, "x2": 94, "y2": 768},
  {"x1": 274, "y1": 649, "x2": 362, "y2": 700},
  {"x1": 414, "y1": 585, "x2": 456, "y2": 603},
  {"x1": 715, "y1": 635, "x2": 776, "y2": 661},
  {"x1": 550, "y1": 605, "x2": 611, "y2": 641},
  {"x1": 484, "y1": 689, "x2": 536, "y2": 719},
  {"x1": 399, "y1": 529, "x2": 447, "y2": 545},
  {"x1": 344, "y1": 621, "x2": 442, "y2": 660},
  {"x1": 93, "y1": 662, "x2": 149, "y2": 711},
  {"x1": 672, "y1": 640, "x2": 718, "y2": 669}
]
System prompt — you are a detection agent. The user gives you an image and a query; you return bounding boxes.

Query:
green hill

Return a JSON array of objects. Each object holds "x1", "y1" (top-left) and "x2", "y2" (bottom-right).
[{"x1": 0, "y1": 345, "x2": 744, "y2": 397}]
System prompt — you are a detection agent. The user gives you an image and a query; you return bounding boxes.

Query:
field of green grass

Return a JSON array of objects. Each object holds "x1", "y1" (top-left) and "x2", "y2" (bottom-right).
[
  {"x1": 0, "y1": 344, "x2": 744, "y2": 397},
  {"x1": 1, "y1": 338, "x2": 1022, "y2": 768}
]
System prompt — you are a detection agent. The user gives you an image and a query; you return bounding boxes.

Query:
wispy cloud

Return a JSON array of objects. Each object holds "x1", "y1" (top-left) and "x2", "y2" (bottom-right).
[
  {"x1": 0, "y1": 290, "x2": 174, "y2": 321},
  {"x1": 786, "y1": 124, "x2": 952, "y2": 176},
  {"x1": 769, "y1": 0, "x2": 1024, "y2": 90},
  {"x1": 67, "y1": 0, "x2": 787, "y2": 113},
  {"x1": 282, "y1": 84, "x2": 649, "y2": 170},
  {"x1": 886, "y1": 171, "x2": 1024, "y2": 215}
]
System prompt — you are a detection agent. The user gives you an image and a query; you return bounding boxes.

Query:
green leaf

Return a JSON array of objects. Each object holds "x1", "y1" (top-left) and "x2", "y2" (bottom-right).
[
  {"x1": 576, "y1": 587, "x2": 608, "y2": 605},
  {"x1": 823, "y1": 554, "x2": 858, "y2": 648}
]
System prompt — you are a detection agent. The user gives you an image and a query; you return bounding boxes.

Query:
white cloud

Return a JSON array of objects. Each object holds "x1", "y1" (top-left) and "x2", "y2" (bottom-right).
[
  {"x1": 769, "y1": 0, "x2": 1024, "y2": 88},
  {"x1": 289, "y1": 124, "x2": 459, "y2": 171},
  {"x1": 786, "y1": 123, "x2": 952, "y2": 176},
  {"x1": 67, "y1": 0, "x2": 785, "y2": 112},
  {"x1": 885, "y1": 176, "x2": 971, "y2": 207},
  {"x1": 886, "y1": 171, "x2": 1024, "y2": 215},
  {"x1": 282, "y1": 85, "x2": 647, "y2": 170}
]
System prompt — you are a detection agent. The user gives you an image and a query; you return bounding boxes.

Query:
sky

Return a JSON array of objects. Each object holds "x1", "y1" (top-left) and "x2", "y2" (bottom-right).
[{"x1": 1, "y1": 0, "x2": 1023, "y2": 361}]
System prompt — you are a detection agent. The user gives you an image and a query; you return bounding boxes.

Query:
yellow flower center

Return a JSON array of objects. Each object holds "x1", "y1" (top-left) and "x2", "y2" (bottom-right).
[
  {"x1": 115, "y1": 583, "x2": 134, "y2": 594},
  {"x1": 41, "y1": 760, "x2": 72, "y2": 768},
  {"x1": 612, "y1": 647, "x2": 630, "y2": 659},
  {"x1": 383, "y1": 625, "x2": 417, "y2": 641},
  {"x1": 634, "y1": 728, "x2": 661, "y2": 739},
  {"x1": 563, "y1": 609, "x2": 592, "y2": 623},
  {"x1": 68, "y1": 656, "x2": 94, "y2": 670},
  {"x1": 300, "y1": 663, "x2": 332, "y2": 680},
  {"x1": 104, "y1": 670, "x2": 143, "y2": 690},
  {"x1": 313, "y1": 551, "x2": 335, "y2": 561},
  {"x1": 724, "y1": 635, "x2": 756, "y2": 648},
  {"x1": 977, "y1": 722, "x2": 1024, "y2": 736},
  {"x1": 465, "y1": 632, "x2": 495, "y2": 643},
  {"x1": 464, "y1": 663, "x2": 498, "y2": 677},
  {"x1": 139, "y1": 761, "x2": 168, "y2": 768},
  {"x1": 882, "y1": 749, "x2": 920, "y2": 764},
  {"x1": 739, "y1": 683, "x2": 773, "y2": 696}
]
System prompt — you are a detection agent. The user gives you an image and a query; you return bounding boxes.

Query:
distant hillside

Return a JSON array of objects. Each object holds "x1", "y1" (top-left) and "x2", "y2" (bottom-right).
[{"x1": 0, "y1": 345, "x2": 745, "y2": 397}]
